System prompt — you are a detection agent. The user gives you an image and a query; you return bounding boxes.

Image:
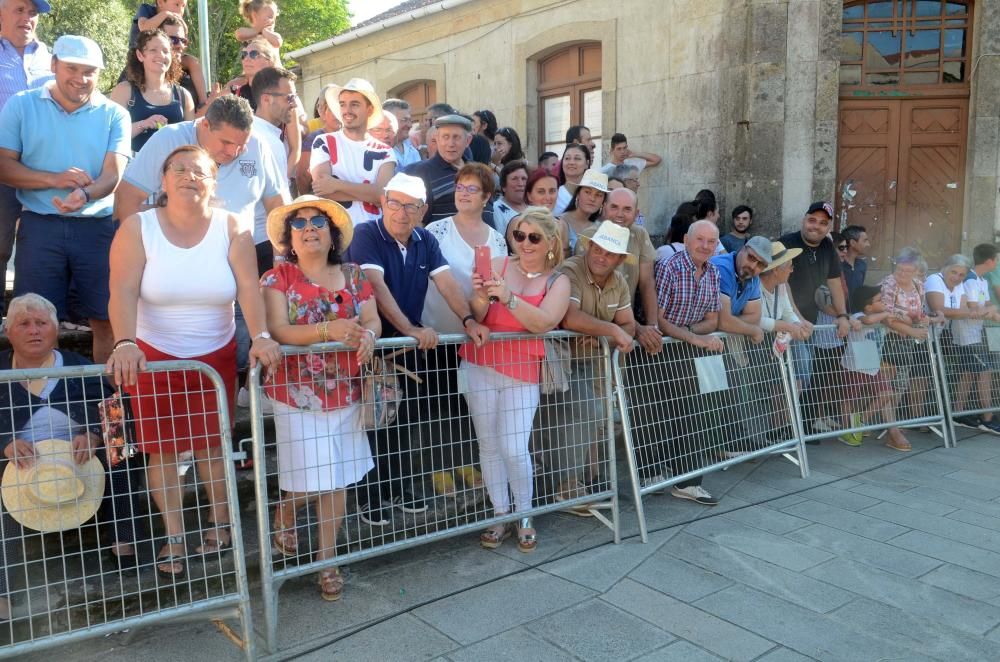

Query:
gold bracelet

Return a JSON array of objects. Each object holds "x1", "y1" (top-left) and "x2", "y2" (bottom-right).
[{"x1": 319, "y1": 321, "x2": 330, "y2": 343}]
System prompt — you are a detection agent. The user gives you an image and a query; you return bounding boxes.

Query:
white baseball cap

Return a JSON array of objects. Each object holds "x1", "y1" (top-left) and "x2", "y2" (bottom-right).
[
  {"x1": 53, "y1": 35, "x2": 105, "y2": 69},
  {"x1": 383, "y1": 173, "x2": 427, "y2": 204}
]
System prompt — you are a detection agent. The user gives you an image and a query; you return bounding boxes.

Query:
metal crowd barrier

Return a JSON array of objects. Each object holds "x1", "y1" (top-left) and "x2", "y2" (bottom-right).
[
  {"x1": 614, "y1": 331, "x2": 808, "y2": 542},
  {"x1": 788, "y1": 324, "x2": 954, "y2": 449},
  {"x1": 934, "y1": 320, "x2": 1000, "y2": 445},
  {"x1": 249, "y1": 331, "x2": 620, "y2": 654},
  {"x1": 0, "y1": 361, "x2": 254, "y2": 661}
]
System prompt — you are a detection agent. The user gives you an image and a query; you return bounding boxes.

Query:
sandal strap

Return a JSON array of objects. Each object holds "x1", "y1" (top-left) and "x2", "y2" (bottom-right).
[{"x1": 165, "y1": 535, "x2": 185, "y2": 545}]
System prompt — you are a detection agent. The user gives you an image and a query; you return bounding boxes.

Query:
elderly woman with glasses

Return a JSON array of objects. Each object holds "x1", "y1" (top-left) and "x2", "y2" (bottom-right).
[
  {"x1": 107, "y1": 145, "x2": 281, "y2": 581},
  {"x1": 463, "y1": 207, "x2": 570, "y2": 553},
  {"x1": 261, "y1": 195, "x2": 379, "y2": 602}
]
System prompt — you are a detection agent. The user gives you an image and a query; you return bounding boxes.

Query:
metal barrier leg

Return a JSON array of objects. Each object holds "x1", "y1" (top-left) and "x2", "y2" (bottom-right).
[
  {"x1": 930, "y1": 332, "x2": 958, "y2": 448},
  {"x1": 612, "y1": 350, "x2": 649, "y2": 544},
  {"x1": 780, "y1": 347, "x2": 810, "y2": 478}
]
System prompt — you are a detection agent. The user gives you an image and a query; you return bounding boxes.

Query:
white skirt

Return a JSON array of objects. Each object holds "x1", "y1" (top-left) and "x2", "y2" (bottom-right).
[{"x1": 272, "y1": 400, "x2": 374, "y2": 493}]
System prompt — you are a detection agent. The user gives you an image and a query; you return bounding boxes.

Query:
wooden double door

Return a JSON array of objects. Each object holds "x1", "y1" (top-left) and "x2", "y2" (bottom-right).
[{"x1": 836, "y1": 97, "x2": 968, "y2": 272}]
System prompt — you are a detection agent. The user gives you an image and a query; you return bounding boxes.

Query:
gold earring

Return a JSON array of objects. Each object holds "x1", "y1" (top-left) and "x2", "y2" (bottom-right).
[{"x1": 547, "y1": 250, "x2": 555, "y2": 261}]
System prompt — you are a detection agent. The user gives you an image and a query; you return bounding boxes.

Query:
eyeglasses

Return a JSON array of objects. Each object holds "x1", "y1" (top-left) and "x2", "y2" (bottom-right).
[
  {"x1": 240, "y1": 49, "x2": 264, "y2": 60},
  {"x1": 511, "y1": 230, "x2": 544, "y2": 245},
  {"x1": 167, "y1": 163, "x2": 212, "y2": 180},
  {"x1": 289, "y1": 215, "x2": 328, "y2": 231},
  {"x1": 837, "y1": 244, "x2": 848, "y2": 251},
  {"x1": 385, "y1": 198, "x2": 424, "y2": 215},
  {"x1": 168, "y1": 35, "x2": 189, "y2": 47},
  {"x1": 262, "y1": 91, "x2": 297, "y2": 104},
  {"x1": 455, "y1": 183, "x2": 482, "y2": 194}
]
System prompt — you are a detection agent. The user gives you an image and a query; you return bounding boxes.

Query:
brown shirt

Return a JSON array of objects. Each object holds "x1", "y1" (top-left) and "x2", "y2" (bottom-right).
[
  {"x1": 559, "y1": 255, "x2": 632, "y2": 322},
  {"x1": 575, "y1": 223, "x2": 655, "y2": 296}
]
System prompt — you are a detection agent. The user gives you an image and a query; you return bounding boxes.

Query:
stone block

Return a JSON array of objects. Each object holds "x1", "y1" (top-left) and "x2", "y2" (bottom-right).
[
  {"x1": 920, "y1": 563, "x2": 1000, "y2": 602},
  {"x1": 805, "y1": 557, "x2": 1000, "y2": 636},
  {"x1": 684, "y1": 514, "x2": 833, "y2": 571},
  {"x1": 694, "y1": 584, "x2": 917, "y2": 661},
  {"x1": 749, "y1": 2, "x2": 788, "y2": 64},
  {"x1": 914, "y1": 485, "x2": 1000, "y2": 518},
  {"x1": 849, "y1": 482, "x2": 958, "y2": 516},
  {"x1": 786, "y1": 0, "x2": 818, "y2": 63},
  {"x1": 863, "y1": 501, "x2": 1000, "y2": 550},
  {"x1": 815, "y1": 0, "x2": 843, "y2": 62},
  {"x1": 786, "y1": 522, "x2": 941, "y2": 578},
  {"x1": 663, "y1": 532, "x2": 855, "y2": 613},
  {"x1": 525, "y1": 599, "x2": 675, "y2": 661},
  {"x1": 971, "y1": 117, "x2": 1000, "y2": 178},
  {"x1": 720, "y1": 503, "x2": 811, "y2": 535},
  {"x1": 813, "y1": 59, "x2": 840, "y2": 122},
  {"x1": 781, "y1": 499, "x2": 909, "y2": 541},
  {"x1": 539, "y1": 533, "x2": 675, "y2": 593},
  {"x1": 412, "y1": 569, "x2": 595, "y2": 645},
  {"x1": 447, "y1": 627, "x2": 576, "y2": 662},
  {"x1": 628, "y1": 550, "x2": 733, "y2": 601},
  {"x1": 891, "y1": 529, "x2": 1000, "y2": 579},
  {"x1": 295, "y1": 614, "x2": 457, "y2": 661},
  {"x1": 634, "y1": 640, "x2": 725, "y2": 661},
  {"x1": 603, "y1": 579, "x2": 776, "y2": 661},
  {"x1": 669, "y1": 12, "x2": 726, "y2": 78},
  {"x1": 748, "y1": 62, "x2": 786, "y2": 123}
]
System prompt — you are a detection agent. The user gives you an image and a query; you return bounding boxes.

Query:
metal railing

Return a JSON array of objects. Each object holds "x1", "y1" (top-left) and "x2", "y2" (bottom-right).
[
  {"x1": 614, "y1": 331, "x2": 808, "y2": 542},
  {"x1": 934, "y1": 320, "x2": 1000, "y2": 445},
  {"x1": 249, "y1": 331, "x2": 620, "y2": 654},
  {"x1": 0, "y1": 361, "x2": 254, "y2": 660}
]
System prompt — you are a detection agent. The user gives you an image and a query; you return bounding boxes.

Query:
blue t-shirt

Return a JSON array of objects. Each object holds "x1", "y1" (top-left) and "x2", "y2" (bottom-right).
[
  {"x1": 710, "y1": 252, "x2": 761, "y2": 316},
  {"x1": 128, "y1": 4, "x2": 158, "y2": 48},
  {"x1": 0, "y1": 85, "x2": 131, "y2": 217},
  {"x1": 122, "y1": 119, "x2": 285, "y2": 232},
  {"x1": 344, "y1": 218, "x2": 449, "y2": 337},
  {"x1": 841, "y1": 257, "x2": 867, "y2": 302}
]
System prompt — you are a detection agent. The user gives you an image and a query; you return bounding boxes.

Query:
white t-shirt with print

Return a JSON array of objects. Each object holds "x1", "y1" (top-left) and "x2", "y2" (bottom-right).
[
  {"x1": 926, "y1": 272, "x2": 975, "y2": 345},
  {"x1": 309, "y1": 129, "x2": 396, "y2": 227},
  {"x1": 958, "y1": 272, "x2": 989, "y2": 345}
]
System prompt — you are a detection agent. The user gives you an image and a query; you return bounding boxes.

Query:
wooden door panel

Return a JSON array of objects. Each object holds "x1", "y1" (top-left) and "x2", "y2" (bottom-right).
[
  {"x1": 836, "y1": 100, "x2": 900, "y2": 270},
  {"x1": 896, "y1": 98, "x2": 967, "y2": 271}
]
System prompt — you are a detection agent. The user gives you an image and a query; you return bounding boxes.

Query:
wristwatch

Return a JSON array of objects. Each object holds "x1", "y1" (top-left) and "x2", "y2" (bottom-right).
[
  {"x1": 506, "y1": 293, "x2": 518, "y2": 311},
  {"x1": 253, "y1": 331, "x2": 272, "y2": 341}
]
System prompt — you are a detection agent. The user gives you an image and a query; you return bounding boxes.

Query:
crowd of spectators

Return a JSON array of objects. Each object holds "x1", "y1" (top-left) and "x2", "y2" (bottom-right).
[{"x1": 3, "y1": 0, "x2": 1000, "y2": 614}]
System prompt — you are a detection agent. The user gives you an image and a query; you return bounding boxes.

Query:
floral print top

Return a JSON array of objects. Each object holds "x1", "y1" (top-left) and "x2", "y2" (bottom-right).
[
  {"x1": 261, "y1": 262, "x2": 374, "y2": 411},
  {"x1": 879, "y1": 273, "x2": 927, "y2": 329}
]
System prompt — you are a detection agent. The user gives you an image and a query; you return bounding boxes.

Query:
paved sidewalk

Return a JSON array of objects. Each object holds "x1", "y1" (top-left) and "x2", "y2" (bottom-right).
[{"x1": 23, "y1": 427, "x2": 1000, "y2": 661}]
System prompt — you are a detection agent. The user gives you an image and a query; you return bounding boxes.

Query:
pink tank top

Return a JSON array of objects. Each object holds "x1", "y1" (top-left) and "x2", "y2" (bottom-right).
[{"x1": 459, "y1": 259, "x2": 547, "y2": 383}]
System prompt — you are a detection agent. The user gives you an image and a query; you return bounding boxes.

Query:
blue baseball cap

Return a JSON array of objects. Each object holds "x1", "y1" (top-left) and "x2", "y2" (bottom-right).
[{"x1": 33, "y1": 0, "x2": 52, "y2": 12}]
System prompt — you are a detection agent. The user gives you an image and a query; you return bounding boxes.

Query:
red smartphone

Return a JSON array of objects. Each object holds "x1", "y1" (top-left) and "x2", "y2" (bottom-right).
[
  {"x1": 474, "y1": 245, "x2": 492, "y2": 280},
  {"x1": 474, "y1": 245, "x2": 498, "y2": 303}
]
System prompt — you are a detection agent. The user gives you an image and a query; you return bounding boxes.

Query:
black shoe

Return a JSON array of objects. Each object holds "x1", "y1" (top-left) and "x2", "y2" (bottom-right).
[
  {"x1": 359, "y1": 503, "x2": 391, "y2": 526},
  {"x1": 391, "y1": 494, "x2": 428, "y2": 514},
  {"x1": 954, "y1": 415, "x2": 982, "y2": 429}
]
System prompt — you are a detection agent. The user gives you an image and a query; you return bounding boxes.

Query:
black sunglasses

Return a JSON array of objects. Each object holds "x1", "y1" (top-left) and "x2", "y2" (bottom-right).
[
  {"x1": 289, "y1": 215, "x2": 328, "y2": 231},
  {"x1": 837, "y1": 244, "x2": 848, "y2": 251},
  {"x1": 168, "y1": 35, "x2": 189, "y2": 47},
  {"x1": 240, "y1": 49, "x2": 264, "y2": 60},
  {"x1": 512, "y1": 230, "x2": 543, "y2": 245}
]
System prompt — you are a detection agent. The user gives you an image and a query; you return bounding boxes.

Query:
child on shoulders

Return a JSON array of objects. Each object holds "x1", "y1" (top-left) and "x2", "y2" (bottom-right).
[{"x1": 235, "y1": 0, "x2": 283, "y2": 49}]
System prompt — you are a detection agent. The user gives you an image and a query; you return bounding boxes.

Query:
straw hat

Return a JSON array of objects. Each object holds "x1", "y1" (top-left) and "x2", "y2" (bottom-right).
[
  {"x1": 325, "y1": 78, "x2": 384, "y2": 129},
  {"x1": 763, "y1": 241, "x2": 803, "y2": 272},
  {"x1": 578, "y1": 220, "x2": 637, "y2": 265},
  {"x1": 266, "y1": 195, "x2": 354, "y2": 253},
  {"x1": 566, "y1": 169, "x2": 610, "y2": 195},
  {"x1": 1, "y1": 439, "x2": 105, "y2": 533}
]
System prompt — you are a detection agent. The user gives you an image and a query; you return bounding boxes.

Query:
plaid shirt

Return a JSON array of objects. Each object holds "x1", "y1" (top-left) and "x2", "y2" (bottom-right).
[{"x1": 654, "y1": 250, "x2": 720, "y2": 326}]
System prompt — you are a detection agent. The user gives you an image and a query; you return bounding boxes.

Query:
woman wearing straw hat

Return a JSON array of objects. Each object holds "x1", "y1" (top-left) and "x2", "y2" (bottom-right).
[
  {"x1": 559, "y1": 169, "x2": 609, "y2": 259},
  {"x1": 261, "y1": 194, "x2": 380, "y2": 602},
  {"x1": 0, "y1": 294, "x2": 142, "y2": 622},
  {"x1": 107, "y1": 145, "x2": 281, "y2": 581}
]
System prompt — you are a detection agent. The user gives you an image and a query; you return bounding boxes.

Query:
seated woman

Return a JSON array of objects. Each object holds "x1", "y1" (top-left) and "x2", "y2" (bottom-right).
[
  {"x1": 107, "y1": 145, "x2": 281, "y2": 581},
  {"x1": 461, "y1": 207, "x2": 570, "y2": 553},
  {"x1": 261, "y1": 195, "x2": 380, "y2": 602},
  {"x1": 0, "y1": 294, "x2": 142, "y2": 621}
]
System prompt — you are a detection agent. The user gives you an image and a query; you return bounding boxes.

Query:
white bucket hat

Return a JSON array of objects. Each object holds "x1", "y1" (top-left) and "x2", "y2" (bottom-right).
[
  {"x1": 325, "y1": 78, "x2": 384, "y2": 129},
  {"x1": 1, "y1": 439, "x2": 105, "y2": 533},
  {"x1": 578, "y1": 220, "x2": 636, "y2": 264},
  {"x1": 566, "y1": 169, "x2": 610, "y2": 195}
]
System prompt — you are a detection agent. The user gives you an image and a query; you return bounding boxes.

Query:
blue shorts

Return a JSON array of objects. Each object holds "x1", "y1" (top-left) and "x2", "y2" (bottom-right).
[{"x1": 13, "y1": 210, "x2": 114, "y2": 320}]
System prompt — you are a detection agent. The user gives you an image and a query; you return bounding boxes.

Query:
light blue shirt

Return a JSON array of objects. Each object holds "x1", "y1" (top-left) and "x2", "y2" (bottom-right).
[
  {"x1": 0, "y1": 38, "x2": 53, "y2": 112},
  {"x1": 393, "y1": 140, "x2": 421, "y2": 170},
  {"x1": 124, "y1": 119, "x2": 285, "y2": 232},
  {"x1": 0, "y1": 83, "x2": 131, "y2": 217}
]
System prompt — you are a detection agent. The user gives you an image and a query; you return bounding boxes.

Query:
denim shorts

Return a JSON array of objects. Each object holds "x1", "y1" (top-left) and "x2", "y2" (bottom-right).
[{"x1": 13, "y1": 210, "x2": 114, "y2": 320}]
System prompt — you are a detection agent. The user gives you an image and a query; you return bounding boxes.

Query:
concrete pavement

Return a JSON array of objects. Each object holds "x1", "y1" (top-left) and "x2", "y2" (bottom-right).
[{"x1": 21, "y1": 427, "x2": 1000, "y2": 661}]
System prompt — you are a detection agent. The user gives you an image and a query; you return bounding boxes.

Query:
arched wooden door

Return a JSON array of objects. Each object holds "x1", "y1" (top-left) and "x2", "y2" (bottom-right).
[{"x1": 836, "y1": 0, "x2": 971, "y2": 271}]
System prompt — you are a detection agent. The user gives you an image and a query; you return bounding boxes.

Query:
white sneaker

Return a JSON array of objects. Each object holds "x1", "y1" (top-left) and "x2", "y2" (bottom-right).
[
  {"x1": 670, "y1": 485, "x2": 719, "y2": 506},
  {"x1": 812, "y1": 417, "x2": 839, "y2": 433}
]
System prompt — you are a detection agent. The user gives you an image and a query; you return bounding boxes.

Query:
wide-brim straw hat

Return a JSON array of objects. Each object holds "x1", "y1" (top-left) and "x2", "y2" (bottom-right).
[
  {"x1": 763, "y1": 241, "x2": 803, "y2": 272},
  {"x1": 1, "y1": 439, "x2": 104, "y2": 533},
  {"x1": 325, "y1": 78, "x2": 384, "y2": 130},
  {"x1": 266, "y1": 195, "x2": 354, "y2": 253},
  {"x1": 566, "y1": 169, "x2": 610, "y2": 195}
]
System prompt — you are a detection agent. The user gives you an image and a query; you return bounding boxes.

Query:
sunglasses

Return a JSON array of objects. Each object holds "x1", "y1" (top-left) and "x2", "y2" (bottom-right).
[
  {"x1": 168, "y1": 35, "x2": 189, "y2": 47},
  {"x1": 837, "y1": 244, "x2": 848, "y2": 251},
  {"x1": 262, "y1": 91, "x2": 297, "y2": 104},
  {"x1": 240, "y1": 49, "x2": 265, "y2": 60},
  {"x1": 511, "y1": 230, "x2": 544, "y2": 245},
  {"x1": 289, "y1": 215, "x2": 328, "y2": 231}
]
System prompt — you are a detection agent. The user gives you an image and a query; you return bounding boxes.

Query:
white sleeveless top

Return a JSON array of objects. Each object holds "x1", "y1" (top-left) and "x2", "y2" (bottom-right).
[{"x1": 136, "y1": 208, "x2": 238, "y2": 357}]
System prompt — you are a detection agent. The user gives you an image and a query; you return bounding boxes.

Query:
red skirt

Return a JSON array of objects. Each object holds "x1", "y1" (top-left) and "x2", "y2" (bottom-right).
[{"x1": 126, "y1": 337, "x2": 237, "y2": 455}]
